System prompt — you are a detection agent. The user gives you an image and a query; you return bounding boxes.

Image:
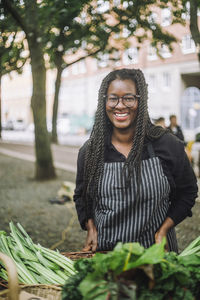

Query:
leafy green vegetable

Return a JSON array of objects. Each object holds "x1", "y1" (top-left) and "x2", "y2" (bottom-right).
[
  {"x1": 62, "y1": 237, "x2": 200, "y2": 300},
  {"x1": 62, "y1": 259, "x2": 94, "y2": 300}
]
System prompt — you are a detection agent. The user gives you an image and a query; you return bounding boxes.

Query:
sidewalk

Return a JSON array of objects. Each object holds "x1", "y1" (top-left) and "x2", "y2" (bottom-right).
[
  {"x1": 0, "y1": 139, "x2": 80, "y2": 173},
  {"x1": 1, "y1": 130, "x2": 89, "y2": 146}
]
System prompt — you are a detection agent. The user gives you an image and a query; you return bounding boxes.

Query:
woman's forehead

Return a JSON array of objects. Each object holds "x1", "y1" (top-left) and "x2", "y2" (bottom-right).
[{"x1": 107, "y1": 79, "x2": 136, "y2": 93}]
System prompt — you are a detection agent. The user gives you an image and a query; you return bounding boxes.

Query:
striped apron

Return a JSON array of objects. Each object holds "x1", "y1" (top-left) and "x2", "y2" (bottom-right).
[{"x1": 94, "y1": 143, "x2": 178, "y2": 252}]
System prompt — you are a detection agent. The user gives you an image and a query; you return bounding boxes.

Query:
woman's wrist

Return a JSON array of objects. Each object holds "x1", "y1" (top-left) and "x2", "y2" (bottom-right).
[
  {"x1": 158, "y1": 217, "x2": 175, "y2": 234},
  {"x1": 85, "y1": 218, "x2": 96, "y2": 231}
]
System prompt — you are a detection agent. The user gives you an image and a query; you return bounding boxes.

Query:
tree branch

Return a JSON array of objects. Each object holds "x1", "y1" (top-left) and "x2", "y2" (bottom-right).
[
  {"x1": 2, "y1": 0, "x2": 27, "y2": 34},
  {"x1": 64, "y1": 48, "x2": 102, "y2": 69}
]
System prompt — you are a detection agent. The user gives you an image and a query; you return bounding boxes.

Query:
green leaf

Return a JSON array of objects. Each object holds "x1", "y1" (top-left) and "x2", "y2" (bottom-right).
[
  {"x1": 178, "y1": 254, "x2": 200, "y2": 266},
  {"x1": 79, "y1": 273, "x2": 109, "y2": 300},
  {"x1": 125, "y1": 238, "x2": 166, "y2": 270},
  {"x1": 120, "y1": 242, "x2": 145, "y2": 255}
]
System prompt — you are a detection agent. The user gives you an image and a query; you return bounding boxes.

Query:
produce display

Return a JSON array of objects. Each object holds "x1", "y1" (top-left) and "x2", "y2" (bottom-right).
[
  {"x1": 0, "y1": 222, "x2": 76, "y2": 285},
  {"x1": 0, "y1": 222, "x2": 200, "y2": 299},
  {"x1": 62, "y1": 237, "x2": 200, "y2": 300}
]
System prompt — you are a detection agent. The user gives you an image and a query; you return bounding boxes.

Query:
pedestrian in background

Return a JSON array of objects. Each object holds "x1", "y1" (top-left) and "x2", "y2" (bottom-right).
[
  {"x1": 154, "y1": 117, "x2": 166, "y2": 128},
  {"x1": 167, "y1": 114, "x2": 185, "y2": 142},
  {"x1": 74, "y1": 68, "x2": 198, "y2": 253}
]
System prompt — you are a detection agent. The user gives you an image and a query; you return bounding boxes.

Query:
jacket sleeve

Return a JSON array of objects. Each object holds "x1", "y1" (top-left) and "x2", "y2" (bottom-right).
[
  {"x1": 73, "y1": 145, "x2": 87, "y2": 230},
  {"x1": 166, "y1": 136, "x2": 198, "y2": 225}
]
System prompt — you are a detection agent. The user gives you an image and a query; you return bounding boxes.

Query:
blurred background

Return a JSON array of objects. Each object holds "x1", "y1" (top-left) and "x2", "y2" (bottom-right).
[
  {"x1": 0, "y1": 0, "x2": 199, "y2": 252},
  {"x1": 1, "y1": 0, "x2": 200, "y2": 146}
]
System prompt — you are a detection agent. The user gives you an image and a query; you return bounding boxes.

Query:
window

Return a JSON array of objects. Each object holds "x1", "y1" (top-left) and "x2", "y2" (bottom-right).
[
  {"x1": 79, "y1": 60, "x2": 86, "y2": 74},
  {"x1": 62, "y1": 68, "x2": 69, "y2": 77},
  {"x1": 122, "y1": 1, "x2": 129, "y2": 9},
  {"x1": 148, "y1": 12, "x2": 158, "y2": 23},
  {"x1": 182, "y1": 1, "x2": 190, "y2": 20},
  {"x1": 160, "y1": 44, "x2": 172, "y2": 58},
  {"x1": 181, "y1": 87, "x2": 200, "y2": 130},
  {"x1": 122, "y1": 47, "x2": 138, "y2": 65},
  {"x1": 162, "y1": 72, "x2": 171, "y2": 89},
  {"x1": 129, "y1": 19, "x2": 138, "y2": 29},
  {"x1": 97, "y1": 53, "x2": 109, "y2": 68},
  {"x1": 122, "y1": 27, "x2": 131, "y2": 38},
  {"x1": 80, "y1": 12, "x2": 87, "y2": 25},
  {"x1": 148, "y1": 12, "x2": 158, "y2": 30},
  {"x1": 181, "y1": 35, "x2": 196, "y2": 54},
  {"x1": 113, "y1": 0, "x2": 121, "y2": 6},
  {"x1": 161, "y1": 8, "x2": 171, "y2": 27},
  {"x1": 71, "y1": 61, "x2": 86, "y2": 75},
  {"x1": 113, "y1": 51, "x2": 121, "y2": 66},
  {"x1": 97, "y1": 0, "x2": 109, "y2": 13},
  {"x1": 147, "y1": 46, "x2": 157, "y2": 61},
  {"x1": 71, "y1": 63, "x2": 79, "y2": 75},
  {"x1": 148, "y1": 74, "x2": 156, "y2": 92}
]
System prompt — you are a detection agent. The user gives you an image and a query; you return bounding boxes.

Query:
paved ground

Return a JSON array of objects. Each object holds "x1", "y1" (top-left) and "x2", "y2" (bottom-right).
[{"x1": 0, "y1": 140, "x2": 79, "y2": 173}]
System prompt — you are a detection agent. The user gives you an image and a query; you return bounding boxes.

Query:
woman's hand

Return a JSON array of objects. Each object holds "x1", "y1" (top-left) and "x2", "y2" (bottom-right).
[
  {"x1": 82, "y1": 219, "x2": 98, "y2": 252},
  {"x1": 155, "y1": 217, "x2": 175, "y2": 252},
  {"x1": 155, "y1": 229, "x2": 169, "y2": 251}
]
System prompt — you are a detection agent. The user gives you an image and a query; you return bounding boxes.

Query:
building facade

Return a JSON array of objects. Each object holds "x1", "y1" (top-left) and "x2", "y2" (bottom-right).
[{"x1": 2, "y1": 4, "x2": 200, "y2": 140}]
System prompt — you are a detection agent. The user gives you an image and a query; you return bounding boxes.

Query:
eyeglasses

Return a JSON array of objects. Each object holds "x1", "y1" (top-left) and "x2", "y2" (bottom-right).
[{"x1": 106, "y1": 94, "x2": 140, "y2": 108}]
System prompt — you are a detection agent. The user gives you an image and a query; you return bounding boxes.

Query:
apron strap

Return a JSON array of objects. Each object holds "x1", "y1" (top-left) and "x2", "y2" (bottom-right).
[{"x1": 147, "y1": 142, "x2": 155, "y2": 158}]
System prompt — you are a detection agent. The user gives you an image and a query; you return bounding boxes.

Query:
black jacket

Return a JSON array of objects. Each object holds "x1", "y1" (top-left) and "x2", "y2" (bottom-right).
[
  {"x1": 74, "y1": 132, "x2": 198, "y2": 230},
  {"x1": 167, "y1": 125, "x2": 185, "y2": 142}
]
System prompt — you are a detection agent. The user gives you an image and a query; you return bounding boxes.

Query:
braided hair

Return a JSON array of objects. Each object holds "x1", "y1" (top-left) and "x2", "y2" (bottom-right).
[{"x1": 83, "y1": 68, "x2": 166, "y2": 219}]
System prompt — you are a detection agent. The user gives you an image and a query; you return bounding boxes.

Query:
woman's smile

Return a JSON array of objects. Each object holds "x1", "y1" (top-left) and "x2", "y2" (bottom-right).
[
  {"x1": 114, "y1": 111, "x2": 129, "y2": 121},
  {"x1": 106, "y1": 79, "x2": 138, "y2": 131}
]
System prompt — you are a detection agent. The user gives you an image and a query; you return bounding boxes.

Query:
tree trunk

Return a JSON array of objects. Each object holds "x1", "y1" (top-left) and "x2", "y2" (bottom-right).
[
  {"x1": 51, "y1": 66, "x2": 63, "y2": 144},
  {"x1": 189, "y1": 0, "x2": 200, "y2": 62},
  {"x1": 29, "y1": 39, "x2": 56, "y2": 180},
  {"x1": 2, "y1": 0, "x2": 56, "y2": 179},
  {"x1": 0, "y1": 74, "x2": 2, "y2": 139}
]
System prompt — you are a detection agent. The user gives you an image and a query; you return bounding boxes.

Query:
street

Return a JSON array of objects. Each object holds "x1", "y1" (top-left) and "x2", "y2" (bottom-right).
[{"x1": 0, "y1": 130, "x2": 88, "y2": 173}]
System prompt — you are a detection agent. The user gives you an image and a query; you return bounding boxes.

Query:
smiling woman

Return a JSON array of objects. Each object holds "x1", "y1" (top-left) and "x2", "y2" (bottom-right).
[
  {"x1": 73, "y1": 68, "x2": 198, "y2": 254},
  {"x1": 106, "y1": 79, "x2": 139, "y2": 136}
]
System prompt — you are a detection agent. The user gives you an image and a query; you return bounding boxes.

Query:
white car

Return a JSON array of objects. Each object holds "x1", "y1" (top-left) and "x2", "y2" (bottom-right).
[
  {"x1": 2, "y1": 120, "x2": 14, "y2": 130},
  {"x1": 13, "y1": 119, "x2": 26, "y2": 131}
]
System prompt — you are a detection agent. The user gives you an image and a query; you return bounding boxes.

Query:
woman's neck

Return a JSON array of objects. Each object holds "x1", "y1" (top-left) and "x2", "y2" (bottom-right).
[
  {"x1": 111, "y1": 128, "x2": 135, "y2": 158},
  {"x1": 112, "y1": 128, "x2": 134, "y2": 144}
]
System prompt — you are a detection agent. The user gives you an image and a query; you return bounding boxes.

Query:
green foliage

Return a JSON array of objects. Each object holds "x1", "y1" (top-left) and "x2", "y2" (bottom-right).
[
  {"x1": 62, "y1": 237, "x2": 200, "y2": 300},
  {"x1": 0, "y1": 5, "x2": 27, "y2": 76},
  {"x1": 62, "y1": 259, "x2": 94, "y2": 300}
]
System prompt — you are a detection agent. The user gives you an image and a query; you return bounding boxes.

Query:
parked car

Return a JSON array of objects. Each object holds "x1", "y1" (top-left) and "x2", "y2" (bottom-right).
[
  {"x1": 13, "y1": 119, "x2": 26, "y2": 131},
  {"x1": 2, "y1": 120, "x2": 14, "y2": 130}
]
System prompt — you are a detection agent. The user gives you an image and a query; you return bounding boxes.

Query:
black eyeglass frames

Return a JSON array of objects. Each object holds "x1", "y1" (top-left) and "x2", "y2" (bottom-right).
[{"x1": 105, "y1": 94, "x2": 140, "y2": 108}]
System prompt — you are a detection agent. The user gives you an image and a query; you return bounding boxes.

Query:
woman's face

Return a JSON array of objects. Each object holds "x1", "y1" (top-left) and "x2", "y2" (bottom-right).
[{"x1": 106, "y1": 79, "x2": 139, "y2": 131}]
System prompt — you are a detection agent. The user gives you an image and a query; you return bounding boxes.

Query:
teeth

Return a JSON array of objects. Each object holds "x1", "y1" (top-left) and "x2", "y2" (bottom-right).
[{"x1": 115, "y1": 113, "x2": 128, "y2": 117}]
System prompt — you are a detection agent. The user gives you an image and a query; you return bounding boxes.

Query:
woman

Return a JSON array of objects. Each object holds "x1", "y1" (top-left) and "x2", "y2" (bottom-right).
[{"x1": 74, "y1": 68, "x2": 198, "y2": 253}]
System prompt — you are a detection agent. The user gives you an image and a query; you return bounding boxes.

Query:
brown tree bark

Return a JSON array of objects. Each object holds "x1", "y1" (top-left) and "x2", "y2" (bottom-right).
[
  {"x1": 189, "y1": 0, "x2": 200, "y2": 62},
  {"x1": 3, "y1": 0, "x2": 56, "y2": 179},
  {"x1": 0, "y1": 74, "x2": 2, "y2": 139},
  {"x1": 29, "y1": 37, "x2": 56, "y2": 179},
  {"x1": 24, "y1": 0, "x2": 56, "y2": 179},
  {"x1": 51, "y1": 62, "x2": 63, "y2": 144}
]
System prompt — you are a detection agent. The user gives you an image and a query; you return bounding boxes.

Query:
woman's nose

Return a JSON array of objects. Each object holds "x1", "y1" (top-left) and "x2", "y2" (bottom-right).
[{"x1": 115, "y1": 97, "x2": 126, "y2": 108}]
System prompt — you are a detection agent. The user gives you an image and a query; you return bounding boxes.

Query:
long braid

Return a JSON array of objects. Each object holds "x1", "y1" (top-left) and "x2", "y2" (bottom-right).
[
  {"x1": 125, "y1": 70, "x2": 148, "y2": 174},
  {"x1": 82, "y1": 68, "x2": 166, "y2": 220}
]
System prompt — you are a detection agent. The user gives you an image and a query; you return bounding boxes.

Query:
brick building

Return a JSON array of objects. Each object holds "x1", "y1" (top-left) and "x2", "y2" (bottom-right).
[{"x1": 2, "y1": 4, "x2": 200, "y2": 140}]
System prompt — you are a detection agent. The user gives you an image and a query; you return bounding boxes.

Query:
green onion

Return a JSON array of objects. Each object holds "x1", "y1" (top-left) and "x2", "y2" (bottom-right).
[
  {"x1": 179, "y1": 236, "x2": 200, "y2": 257},
  {"x1": 0, "y1": 222, "x2": 76, "y2": 285}
]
